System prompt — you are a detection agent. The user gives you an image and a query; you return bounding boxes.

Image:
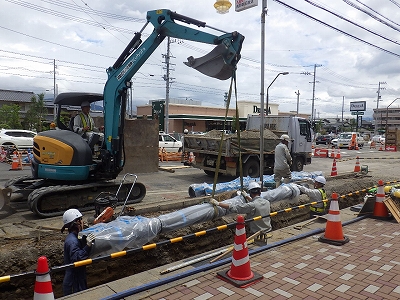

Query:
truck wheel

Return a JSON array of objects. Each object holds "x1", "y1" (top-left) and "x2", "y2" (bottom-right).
[
  {"x1": 204, "y1": 170, "x2": 215, "y2": 177},
  {"x1": 292, "y1": 157, "x2": 304, "y2": 172},
  {"x1": 243, "y1": 159, "x2": 260, "y2": 178}
]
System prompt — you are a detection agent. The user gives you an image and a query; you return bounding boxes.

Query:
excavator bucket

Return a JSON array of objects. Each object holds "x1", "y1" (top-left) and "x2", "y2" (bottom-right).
[
  {"x1": 184, "y1": 44, "x2": 235, "y2": 80},
  {"x1": 0, "y1": 187, "x2": 12, "y2": 210}
]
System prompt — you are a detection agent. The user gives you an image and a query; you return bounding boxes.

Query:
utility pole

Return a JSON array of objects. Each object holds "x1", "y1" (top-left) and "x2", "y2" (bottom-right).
[
  {"x1": 162, "y1": 37, "x2": 175, "y2": 133},
  {"x1": 374, "y1": 81, "x2": 386, "y2": 135},
  {"x1": 224, "y1": 92, "x2": 228, "y2": 108},
  {"x1": 295, "y1": 90, "x2": 300, "y2": 116},
  {"x1": 53, "y1": 59, "x2": 57, "y2": 120},
  {"x1": 341, "y1": 96, "x2": 344, "y2": 131},
  {"x1": 311, "y1": 64, "x2": 316, "y2": 126}
]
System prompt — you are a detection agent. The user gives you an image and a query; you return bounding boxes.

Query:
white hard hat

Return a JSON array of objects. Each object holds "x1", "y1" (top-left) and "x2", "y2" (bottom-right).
[
  {"x1": 280, "y1": 134, "x2": 290, "y2": 142},
  {"x1": 81, "y1": 101, "x2": 90, "y2": 107},
  {"x1": 248, "y1": 181, "x2": 261, "y2": 191},
  {"x1": 184, "y1": 129, "x2": 189, "y2": 134},
  {"x1": 62, "y1": 208, "x2": 82, "y2": 225},
  {"x1": 314, "y1": 176, "x2": 326, "y2": 185}
]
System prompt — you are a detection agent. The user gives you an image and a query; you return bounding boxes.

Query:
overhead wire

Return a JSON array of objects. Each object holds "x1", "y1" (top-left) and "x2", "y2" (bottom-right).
[
  {"x1": 342, "y1": 0, "x2": 400, "y2": 32},
  {"x1": 305, "y1": 0, "x2": 400, "y2": 46},
  {"x1": 272, "y1": 0, "x2": 400, "y2": 58}
]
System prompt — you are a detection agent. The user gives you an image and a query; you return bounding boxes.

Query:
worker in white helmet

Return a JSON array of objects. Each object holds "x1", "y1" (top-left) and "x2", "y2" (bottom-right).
[
  {"x1": 61, "y1": 208, "x2": 95, "y2": 296},
  {"x1": 274, "y1": 134, "x2": 292, "y2": 188},
  {"x1": 181, "y1": 129, "x2": 189, "y2": 162},
  {"x1": 209, "y1": 181, "x2": 271, "y2": 235},
  {"x1": 297, "y1": 176, "x2": 328, "y2": 218}
]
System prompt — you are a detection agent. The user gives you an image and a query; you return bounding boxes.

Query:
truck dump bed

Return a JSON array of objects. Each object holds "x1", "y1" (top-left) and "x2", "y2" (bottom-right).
[{"x1": 184, "y1": 130, "x2": 279, "y2": 156}]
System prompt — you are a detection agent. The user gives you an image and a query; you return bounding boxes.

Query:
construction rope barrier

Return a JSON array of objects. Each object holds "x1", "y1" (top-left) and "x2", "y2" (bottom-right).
[{"x1": 2, "y1": 182, "x2": 400, "y2": 284}]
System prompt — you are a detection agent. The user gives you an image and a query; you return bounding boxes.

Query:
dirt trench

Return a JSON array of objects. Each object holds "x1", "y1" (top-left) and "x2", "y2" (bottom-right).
[{"x1": 0, "y1": 175, "x2": 382, "y2": 299}]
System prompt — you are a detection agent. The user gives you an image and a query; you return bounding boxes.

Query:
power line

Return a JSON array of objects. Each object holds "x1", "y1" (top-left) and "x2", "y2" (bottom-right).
[
  {"x1": 305, "y1": 0, "x2": 400, "y2": 46},
  {"x1": 272, "y1": 0, "x2": 400, "y2": 58}
]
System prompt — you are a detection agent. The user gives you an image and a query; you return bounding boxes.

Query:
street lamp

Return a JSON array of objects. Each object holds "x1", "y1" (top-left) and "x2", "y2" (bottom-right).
[
  {"x1": 385, "y1": 97, "x2": 400, "y2": 135},
  {"x1": 260, "y1": 71, "x2": 289, "y2": 186}
]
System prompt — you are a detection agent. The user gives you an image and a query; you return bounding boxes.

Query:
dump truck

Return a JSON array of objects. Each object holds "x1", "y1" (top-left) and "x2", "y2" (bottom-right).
[{"x1": 184, "y1": 115, "x2": 313, "y2": 177}]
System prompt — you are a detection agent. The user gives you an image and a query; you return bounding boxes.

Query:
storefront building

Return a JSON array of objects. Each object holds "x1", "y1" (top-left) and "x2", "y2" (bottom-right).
[{"x1": 137, "y1": 99, "x2": 282, "y2": 133}]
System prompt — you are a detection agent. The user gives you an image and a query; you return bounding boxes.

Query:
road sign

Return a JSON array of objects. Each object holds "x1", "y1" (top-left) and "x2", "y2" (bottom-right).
[
  {"x1": 313, "y1": 148, "x2": 328, "y2": 158},
  {"x1": 351, "y1": 111, "x2": 364, "y2": 115}
]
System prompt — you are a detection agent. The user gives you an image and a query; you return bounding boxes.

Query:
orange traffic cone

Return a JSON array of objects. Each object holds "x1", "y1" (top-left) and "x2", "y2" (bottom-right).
[
  {"x1": 188, "y1": 152, "x2": 195, "y2": 164},
  {"x1": 330, "y1": 148, "x2": 335, "y2": 158},
  {"x1": 335, "y1": 148, "x2": 341, "y2": 159},
  {"x1": 353, "y1": 156, "x2": 361, "y2": 172},
  {"x1": 9, "y1": 151, "x2": 21, "y2": 170},
  {"x1": 378, "y1": 142, "x2": 384, "y2": 151},
  {"x1": 372, "y1": 180, "x2": 390, "y2": 219},
  {"x1": 319, "y1": 192, "x2": 349, "y2": 246},
  {"x1": 217, "y1": 215, "x2": 263, "y2": 288},
  {"x1": 33, "y1": 256, "x2": 54, "y2": 300},
  {"x1": 330, "y1": 158, "x2": 338, "y2": 176}
]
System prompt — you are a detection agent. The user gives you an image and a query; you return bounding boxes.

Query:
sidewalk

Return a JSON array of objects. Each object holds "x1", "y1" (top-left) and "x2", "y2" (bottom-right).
[{"x1": 61, "y1": 209, "x2": 400, "y2": 300}]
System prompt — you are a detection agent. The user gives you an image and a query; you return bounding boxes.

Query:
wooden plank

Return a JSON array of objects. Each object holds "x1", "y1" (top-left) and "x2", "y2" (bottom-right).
[{"x1": 383, "y1": 197, "x2": 400, "y2": 223}]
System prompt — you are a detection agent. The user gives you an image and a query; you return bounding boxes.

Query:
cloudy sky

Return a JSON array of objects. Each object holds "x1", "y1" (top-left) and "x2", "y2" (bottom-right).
[{"x1": 1, "y1": 0, "x2": 400, "y2": 120}]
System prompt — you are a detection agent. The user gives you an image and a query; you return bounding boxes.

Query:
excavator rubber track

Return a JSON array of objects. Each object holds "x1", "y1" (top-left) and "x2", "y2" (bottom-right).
[{"x1": 27, "y1": 181, "x2": 146, "y2": 218}]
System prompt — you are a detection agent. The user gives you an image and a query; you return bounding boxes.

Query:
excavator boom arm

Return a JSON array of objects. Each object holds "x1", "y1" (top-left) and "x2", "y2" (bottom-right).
[{"x1": 103, "y1": 9, "x2": 244, "y2": 158}]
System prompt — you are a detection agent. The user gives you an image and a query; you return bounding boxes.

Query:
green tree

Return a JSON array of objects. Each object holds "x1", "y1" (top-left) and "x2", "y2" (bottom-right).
[
  {"x1": 0, "y1": 104, "x2": 22, "y2": 129},
  {"x1": 24, "y1": 93, "x2": 46, "y2": 132}
]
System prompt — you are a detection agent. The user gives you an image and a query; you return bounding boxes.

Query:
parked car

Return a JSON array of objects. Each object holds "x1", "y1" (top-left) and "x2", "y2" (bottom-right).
[
  {"x1": 159, "y1": 132, "x2": 182, "y2": 152},
  {"x1": 0, "y1": 129, "x2": 36, "y2": 151},
  {"x1": 337, "y1": 132, "x2": 364, "y2": 148},
  {"x1": 331, "y1": 138, "x2": 338, "y2": 147},
  {"x1": 315, "y1": 135, "x2": 333, "y2": 145},
  {"x1": 371, "y1": 135, "x2": 385, "y2": 144}
]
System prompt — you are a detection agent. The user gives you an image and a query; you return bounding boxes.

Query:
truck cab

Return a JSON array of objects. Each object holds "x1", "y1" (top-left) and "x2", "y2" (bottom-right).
[{"x1": 246, "y1": 115, "x2": 313, "y2": 171}]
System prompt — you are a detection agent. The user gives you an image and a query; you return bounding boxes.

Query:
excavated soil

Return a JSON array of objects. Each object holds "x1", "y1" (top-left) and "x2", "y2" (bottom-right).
[{"x1": 0, "y1": 175, "x2": 389, "y2": 299}]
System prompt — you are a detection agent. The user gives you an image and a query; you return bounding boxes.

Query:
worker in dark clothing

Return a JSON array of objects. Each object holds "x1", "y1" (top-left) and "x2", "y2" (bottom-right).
[{"x1": 61, "y1": 208, "x2": 95, "y2": 296}]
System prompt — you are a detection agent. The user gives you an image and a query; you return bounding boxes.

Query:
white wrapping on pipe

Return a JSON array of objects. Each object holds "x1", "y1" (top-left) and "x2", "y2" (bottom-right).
[{"x1": 81, "y1": 184, "x2": 300, "y2": 257}]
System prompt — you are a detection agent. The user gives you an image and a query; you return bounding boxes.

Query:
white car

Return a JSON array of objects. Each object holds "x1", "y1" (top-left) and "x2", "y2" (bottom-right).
[
  {"x1": 0, "y1": 129, "x2": 36, "y2": 151},
  {"x1": 331, "y1": 138, "x2": 338, "y2": 147},
  {"x1": 337, "y1": 132, "x2": 364, "y2": 148},
  {"x1": 371, "y1": 135, "x2": 385, "y2": 144},
  {"x1": 159, "y1": 132, "x2": 182, "y2": 153}
]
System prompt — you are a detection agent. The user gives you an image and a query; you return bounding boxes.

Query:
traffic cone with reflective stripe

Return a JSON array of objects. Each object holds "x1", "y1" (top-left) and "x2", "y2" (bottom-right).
[
  {"x1": 372, "y1": 180, "x2": 390, "y2": 219},
  {"x1": 9, "y1": 151, "x2": 21, "y2": 170},
  {"x1": 330, "y1": 158, "x2": 338, "y2": 177},
  {"x1": 217, "y1": 215, "x2": 263, "y2": 288},
  {"x1": 319, "y1": 192, "x2": 349, "y2": 246},
  {"x1": 335, "y1": 148, "x2": 341, "y2": 159},
  {"x1": 330, "y1": 148, "x2": 335, "y2": 158},
  {"x1": 354, "y1": 156, "x2": 361, "y2": 173},
  {"x1": 33, "y1": 256, "x2": 54, "y2": 300}
]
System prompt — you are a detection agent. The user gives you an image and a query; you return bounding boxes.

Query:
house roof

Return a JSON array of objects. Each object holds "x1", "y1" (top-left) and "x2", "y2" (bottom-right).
[{"x1": 0, "y1": 89, "x2": 35, "y2": 103}]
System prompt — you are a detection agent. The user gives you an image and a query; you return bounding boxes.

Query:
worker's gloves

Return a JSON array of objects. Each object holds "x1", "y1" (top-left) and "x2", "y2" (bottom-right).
[
  {"x1": 241, "y1": 191, "x2": 249, "y2": 199},
  {"x1": 86, "y1": 233, "x2": 95, "y2": 247},
  {"x1": 297, "y1": 184, "x2": 306, "y2": 194},
  {"x1": 209, "y1": 198, "x2": 219, "y2": 206}
]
